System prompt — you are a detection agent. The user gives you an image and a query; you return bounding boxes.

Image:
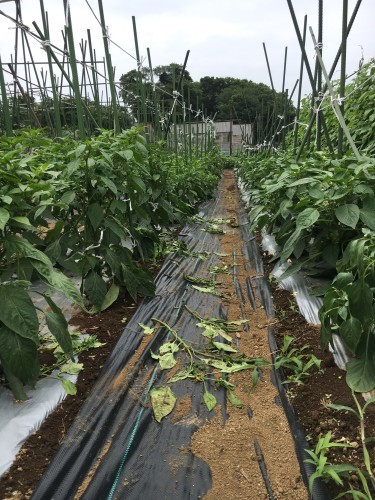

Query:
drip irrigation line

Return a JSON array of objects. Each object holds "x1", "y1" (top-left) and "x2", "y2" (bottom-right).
[{"x1": 107, "y1": 365, "x2": 158, "y2": 500}]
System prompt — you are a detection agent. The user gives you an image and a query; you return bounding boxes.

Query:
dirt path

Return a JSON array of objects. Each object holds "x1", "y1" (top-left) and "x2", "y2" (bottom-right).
[{"x1": 191, "y1": 170, "x2": 307, "y2": 499}]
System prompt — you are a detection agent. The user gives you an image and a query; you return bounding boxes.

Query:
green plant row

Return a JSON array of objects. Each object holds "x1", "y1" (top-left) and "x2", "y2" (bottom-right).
[
  {"x1": 237, "y1": 150, "x2": 375, "y2": 392},
  {"x1": 0, "y1": 127, "x2": 223, "y2": 399},
  {"x1": 235, "y1": 61, "x2": 375, "y2": 393}
]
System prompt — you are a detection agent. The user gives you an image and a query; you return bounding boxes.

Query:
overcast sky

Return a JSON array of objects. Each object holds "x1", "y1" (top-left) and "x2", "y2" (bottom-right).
[{"x1": 0, "y1": 0, "x2": 374, "y2": 103}]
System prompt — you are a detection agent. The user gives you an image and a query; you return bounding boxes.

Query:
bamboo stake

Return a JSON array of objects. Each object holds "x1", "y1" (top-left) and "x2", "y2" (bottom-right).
[
  {"x1": 338, "y1": 0, "x2": 348, "y2": 156},
  {"x1": 87, "y1": 29, "x2": 102, "y2": 128},
  {"x1": 309, "y1": 27, "x2": 360, "y2": 160},
  {"x1": 294, "y1": 0, "x2": 362, "y2": 159},
  {"x1": 63, "y1": 0, "x2": 86, "y2": 139},
  {"x1": 8, "y1": 63, "x2": 41, "y2": 127},
  {"x1": 0, "y1": 57, "x2": 12, "y2": 136},
  {"x1": 286, "y1": 0, "x2": 333, "y2": 156},
  {"x1": 40, "y1": 0, "x2": 62, "y2": 135},
  {"x1": 132, "y1": 16, "x2": 147, "y2": 127},
  {"x1": 293, "y1": 14, "x2": 307, "y2": 153},
  {"x1": 97, "y1": 0, "x2": 120, "y2": 133},
  {"x1": 146, "y1": 47, "x2": 160, "y2": 139}
]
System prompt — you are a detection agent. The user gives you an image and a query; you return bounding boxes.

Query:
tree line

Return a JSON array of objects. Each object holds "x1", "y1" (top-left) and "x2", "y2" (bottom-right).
[{"x1": 119, "y1": 62, "x2": 294, "y2": 130}]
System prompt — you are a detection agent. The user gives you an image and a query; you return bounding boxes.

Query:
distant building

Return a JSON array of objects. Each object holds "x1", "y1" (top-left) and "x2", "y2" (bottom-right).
[{"x1": 169, "y1": 121, "x2": 253, "y2": 154}]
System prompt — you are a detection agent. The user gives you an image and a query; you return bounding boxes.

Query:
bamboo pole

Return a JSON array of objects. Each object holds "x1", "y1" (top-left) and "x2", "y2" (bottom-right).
[
  {"x1": 146, "y1": 47, "x2": 160, "y2": 139},
  {"x1": 293, "y1": 0, "x2": 362, "y2": 159},
  {"x1": 132, "y1": 16, "x2": 147, "y2": 127},
  {"x1": 286, "y1": 0, "x2": 333, "y2": 156},
  {"x1": 293, "y1": 15, "x2": 307, "y2": 153},
  {"x1": 0, "y1": 57, "x2": 12, "y2": 136},
  {"x1": 40, "y1": 0, "x2": 62, "y2": 135},
  {"x1": 8, "y1": 63, "x2": 41, "y2": 127},
  {"x1": 97, "y1": 0, "x2": 120, "y2": 133},
  {"x1": 163, "y1": 50, "x2": 190, "y2": 142},
  {"x1": 87, "y1": 29, "x2": 102, "y2": 128},
  {"x1": 316, "y1": 0, "x2": 323, "y2": 150},
  {"x1": 309, "y1": 27, "x2": 360, "y2": 160},
  {"x1": 338, "y1": 0, "x2": 348, "y2": 156},
  {"x1": 63, "y1": 0, "x2": 86, "y2": 139},
  {"x1": 188, "y1": 86, "x2": 192, "y2": 159}
]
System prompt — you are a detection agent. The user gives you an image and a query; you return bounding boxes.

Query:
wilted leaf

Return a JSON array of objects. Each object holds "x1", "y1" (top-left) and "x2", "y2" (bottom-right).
[
  {"x1": 60, "y1": 363, "x2": 83, "y2": 375},
  {"x1": 212, "y1": 341, "x2": 237, "y2": 353},
  {"x1": 228, "y1": 390, "x2": 243, "y2": 408},
  {"x1": 138, "y1": 323, "x2": 155, "y2": 335},
  {"x1": 169, "y1": 368, "x2": 195, "y2": 383},
  {"x1": 61, "y1": 378, "x2": 77, "y2": 395},
  {"x1": 45, "y1": 309, "x2": 72, "y2": 357},
  {"x1": 150, "y1": 386, "x2": 176, "y2": 422},
  {"x1": 158, "y1": 353, "x2": 177, "y2": 370},
  {"x1": 203, "y1": 390, "x2": 217, "y2": 411},
  {"x1": 159, "y1": 342, "x2": 179, "y2": 354}
]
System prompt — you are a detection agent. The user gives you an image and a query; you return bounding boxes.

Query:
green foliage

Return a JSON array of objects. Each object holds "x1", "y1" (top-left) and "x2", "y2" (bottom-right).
[
  {"x1": 305, "y1": 392, "x2": 375, "y2": 498},
  {"x1": 304, "y1": 431, "x2": 366, "y2": 496},
  {"x1": 274, "y1": 335, "x2": 323, "y2": 384},
  {"x1": 319, "y1": 234, "x2": 375, "y2": 392},
  {"x1": 237, "y1": 147, "x2": 375, "y2": 391},
  {"x1": 326, "y1": 392, "x2": 375, "y2": 496},
  {"x1": 296, "y1": 59, "x2": 375, "y2": 156},
  {"x1": 0, "y1": 127, "x2": 222, "y2": 399}
]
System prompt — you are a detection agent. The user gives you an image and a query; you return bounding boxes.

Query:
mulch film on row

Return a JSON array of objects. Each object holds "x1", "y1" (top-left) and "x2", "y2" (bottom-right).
[{"x1": 31, "y1": 170, "x2": 311, "y2": 500}]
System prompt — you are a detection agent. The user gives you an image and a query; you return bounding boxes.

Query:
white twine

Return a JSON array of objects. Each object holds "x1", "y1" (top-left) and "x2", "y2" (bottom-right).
[{"x1": 41, "y1": 40, "x2": 52, "y2": 50}]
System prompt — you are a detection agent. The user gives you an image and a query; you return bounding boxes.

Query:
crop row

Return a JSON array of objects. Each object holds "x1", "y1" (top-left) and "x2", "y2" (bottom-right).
[{"x1": 0, "y1": 128, "x2": 223, "y2": 399}]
